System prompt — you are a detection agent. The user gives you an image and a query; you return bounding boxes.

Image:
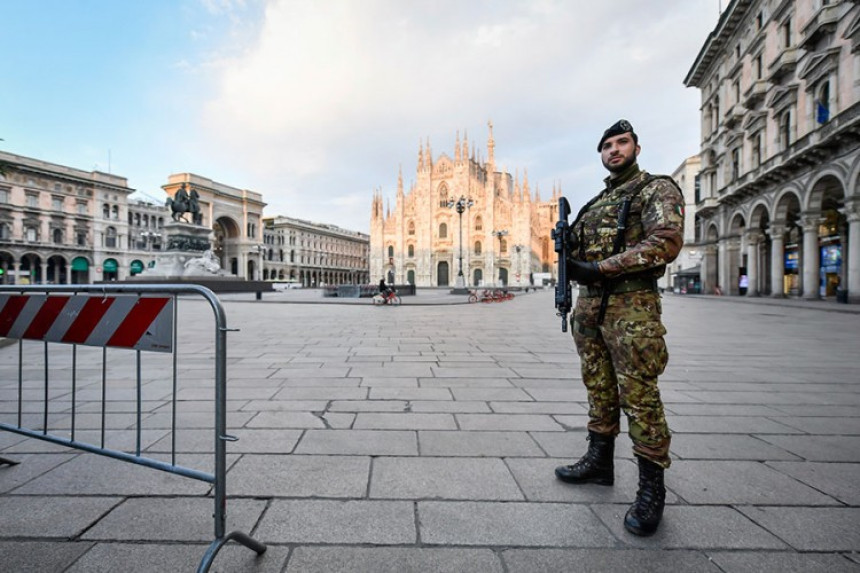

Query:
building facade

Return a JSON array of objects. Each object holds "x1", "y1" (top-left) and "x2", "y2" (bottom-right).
[
  {"x1": 370, "y1": 124, "x2": 557, "y2": 288},
  {"x1": 0, "y1": 150, "x2": 138, "y2": 284},
  {"x1": 262, "y1": 215, "x2": 370, "y2": 286},
  {"x1": 0, "y1": 151, "x2": 368, "y2": 285},
  {"x1": 685, "y1": 0, "x2": 860, "y2": 302},
  {"x1": 665, "y1": 155, "x2": 705, "y2": 293}
]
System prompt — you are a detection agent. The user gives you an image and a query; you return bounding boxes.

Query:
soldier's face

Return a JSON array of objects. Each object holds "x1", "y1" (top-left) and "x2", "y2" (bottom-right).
[{"x1": 600, "y1": 133, "x2": 640, "y2": 173}]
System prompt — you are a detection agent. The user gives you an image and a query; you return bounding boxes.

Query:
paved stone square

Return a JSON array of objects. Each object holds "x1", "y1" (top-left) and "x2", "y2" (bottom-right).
[{"x1": 1, "y1": 289, "x2": 859, "y2": 571}]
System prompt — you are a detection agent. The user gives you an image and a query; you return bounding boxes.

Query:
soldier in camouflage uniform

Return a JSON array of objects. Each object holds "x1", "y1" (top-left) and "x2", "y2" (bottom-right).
[{"x1": 554, "y1": 120, "x2": 684, "y2": 536}]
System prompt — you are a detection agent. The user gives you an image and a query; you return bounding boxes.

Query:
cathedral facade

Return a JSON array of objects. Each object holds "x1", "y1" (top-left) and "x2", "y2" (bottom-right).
[{"x1": 370, "y1": 124, "x2": 558, "y2": 288}]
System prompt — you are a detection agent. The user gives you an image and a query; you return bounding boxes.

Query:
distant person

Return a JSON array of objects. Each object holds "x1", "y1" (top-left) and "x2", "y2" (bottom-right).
[
  {"x1": 555, "y1": 119, "x2": 684, "y2": 537},
  {"x1": 378, "y1": 278, "x2": 390, "y2": 297}
]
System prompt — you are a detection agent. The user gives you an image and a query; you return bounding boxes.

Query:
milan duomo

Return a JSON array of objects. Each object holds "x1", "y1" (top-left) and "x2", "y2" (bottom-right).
[{"x1": 370, "y1": 123, "x2": 558, "y2": 288}]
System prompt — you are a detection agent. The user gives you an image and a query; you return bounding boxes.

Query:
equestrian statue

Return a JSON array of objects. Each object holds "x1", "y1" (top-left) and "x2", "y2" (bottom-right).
[{"x1": 166, "y1": 183, "x2": 203, "y2": 225}]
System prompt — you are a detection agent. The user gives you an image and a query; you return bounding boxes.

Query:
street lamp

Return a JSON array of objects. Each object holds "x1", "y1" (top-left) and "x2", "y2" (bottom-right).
[
  {"x1": 492, "y1": 229, "x2": 508, "y2": 287},
  {"x1": 447, "y1": 195, "x2": 474, "y2": 292}
]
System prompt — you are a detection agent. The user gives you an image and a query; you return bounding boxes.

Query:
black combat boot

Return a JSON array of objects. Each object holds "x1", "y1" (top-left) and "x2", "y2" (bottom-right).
[
  {"x1": 624, "y1": 456, "x2": 666, "y2": 536},
  {"x1": 554, "y1": 431, "x2": 615, "y2": 485}
]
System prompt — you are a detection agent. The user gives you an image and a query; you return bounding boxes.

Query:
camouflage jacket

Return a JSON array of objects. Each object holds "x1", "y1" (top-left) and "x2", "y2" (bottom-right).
[{"x1": 573, "y1": 164, "x2": 684, "y2": 279}]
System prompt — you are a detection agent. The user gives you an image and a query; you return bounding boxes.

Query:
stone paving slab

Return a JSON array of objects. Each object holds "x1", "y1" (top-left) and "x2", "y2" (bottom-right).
[
  {"x1": 81, "y1": 497, "x2": 266, "y2": 542},
  {"x1": 65, "y1": 543, "x2": 289, "y2": 573},
  {"x1": 418, "y1": 430, "x2": 545, "y2": 457},
  {"x1": 148, "y1": 427, "x2": 303, "y2": 454},
  {"x1": 9, "y1": 453, "x2": 212, "y2": 496},
  {"x1": 293, "y1": 429, "x2": 418, "y2": 455},
  {"x1": 667, "y1": 460, "x2": 841, "y2": 505},
  {"x1": 755, "y1": 434, "x2": 860, "y2": 462},
  {"x1": 0, "y1": 495, "x2": 122, "y2": 538},
  {"x1": 0, "y1": 452, "x2": 76, "y2": 494},
  {"x1": 705, "y1": 550, "x2": 860, "y2": 573},
  {"x1": 255, "y1": 499, "x2": 416, "y2": 544},
  {"x1": 418, "y1": 501, "x2": 616, "y2": 547},
  {"x1": 285, "y1": 546, "x2": 503, "y2": 573},
  {"x1": 670, "y1": 433, "x2": 801, "y2": 461},
  {"x1": 0, "y1": 540, "x2": 94, "y2": 573},
  {"x1": 228, "y1": 454, "x2": 369, "y2": 497},
  {"x1": 369, "y1": 457, "x2": 524, "y2": 500},
  {"x1": 766, "y1": 461, "x2": 860, "y2": 505},
  {"x1": 501, "y1": 548, "x2": 723, "y2": 572},
  {"x1": 737, "y1": 506, "x2": 860, "y2": 551}
]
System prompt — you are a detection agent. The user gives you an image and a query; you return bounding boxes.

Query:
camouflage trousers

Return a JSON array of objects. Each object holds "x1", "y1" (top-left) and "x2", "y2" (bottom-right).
[{"x1": 571, "y1": 290, "x2": 671, "y2": 468}]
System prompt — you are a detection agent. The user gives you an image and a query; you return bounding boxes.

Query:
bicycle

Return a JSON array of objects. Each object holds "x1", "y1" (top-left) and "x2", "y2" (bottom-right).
[{"x1": 372, "y1": 290, "x2": 401, "y2": 306}]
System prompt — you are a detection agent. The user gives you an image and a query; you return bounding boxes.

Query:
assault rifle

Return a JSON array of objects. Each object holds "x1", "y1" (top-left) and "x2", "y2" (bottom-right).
[{"x1": 551, "y1": 197, "x2": 573, "y2": 332}]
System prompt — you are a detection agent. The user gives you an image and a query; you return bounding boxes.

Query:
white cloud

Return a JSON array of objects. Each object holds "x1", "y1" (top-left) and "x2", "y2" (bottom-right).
[{"x1": 191, "y1": 0, "x2": 719, "y2": 231}]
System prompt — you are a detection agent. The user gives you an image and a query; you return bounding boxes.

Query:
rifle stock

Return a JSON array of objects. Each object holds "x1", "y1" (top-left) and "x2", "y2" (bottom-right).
[{"x1": 551, "y1": 197, "x2": 572, "y2": 332}]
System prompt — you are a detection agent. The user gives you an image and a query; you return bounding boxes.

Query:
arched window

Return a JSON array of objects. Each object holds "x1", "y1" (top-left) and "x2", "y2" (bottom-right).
[
  {"x1": 439, "y1": 223, "x2": 447, "y2": 239},
  {"x1": 500, "y1": 239, "x2": 507, "y2": 253},
  {"x1": 474, "y1": 216, "x2": 483, "y2": 231},
  {"x1": 388, "y1": 245, "x2": 394, "y2": 257},
  {"x1": 111, "y1": 205, "x2": 119, "y2": 219},
  {"x1": 438, "y1": 183, "x2": 449, "y2": 208},
  {"x1": 408, "y1": 221, "x2": 415, "y2": 235},
  {"x1": 408, "y1": 244, "x2": 414, "y2": 257},
  {"x1": 52, "y1": 228, "x2": 63, "y2": 244},
  {"x1": 474, "y1": 241, "x2": 482, "y2": 255},
  {"x1": 25, "y1": 226, "x2": 37, "y2": 242},
  {"x1": 103, "y1": 204, "x2": 110, "y2": 219},
  {"x1": 0, "y1": 223, "x2": 9, "y2": 239}
]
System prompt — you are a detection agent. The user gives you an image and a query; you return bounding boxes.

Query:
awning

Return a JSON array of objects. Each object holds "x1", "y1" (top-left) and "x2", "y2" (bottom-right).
[
  {"x1": 103, "y1": 259, "x2": 118, "y2": 272},
  {"x1": 130, "y1": 260, "x2": 144, "y2": 274},
  {"x1": 71, "y1": 257, "x2": 89, "y2": 271}
]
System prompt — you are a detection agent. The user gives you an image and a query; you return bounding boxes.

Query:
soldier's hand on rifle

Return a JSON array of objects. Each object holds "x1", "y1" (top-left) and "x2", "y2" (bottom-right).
[{"x1": 569, "y1": 260, "x2": 602, "y2": 285}]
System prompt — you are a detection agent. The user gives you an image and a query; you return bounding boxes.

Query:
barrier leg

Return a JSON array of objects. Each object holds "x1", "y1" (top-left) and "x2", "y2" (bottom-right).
[
  {"x1": 197, "y1": 530, "x2": 267, "y2": 573},
  {"x1": 0, "y1": 456, "x2": 20, "y2": 466}
]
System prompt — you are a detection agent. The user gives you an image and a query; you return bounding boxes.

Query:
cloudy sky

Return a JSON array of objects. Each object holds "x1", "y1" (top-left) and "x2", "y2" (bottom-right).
[{"x1": 1, "y1": 0, "x2": 722, "y2": 234}]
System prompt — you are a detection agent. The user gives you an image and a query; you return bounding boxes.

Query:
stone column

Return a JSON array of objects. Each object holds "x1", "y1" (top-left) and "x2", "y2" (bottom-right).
[
  {"x1": 745, "y1": 230, "x2": 762, "y2": 297},
  {"x1": 768, "y1": 223, "x2": 786, "y2": 298},
  {"x1": 726, "y1": 236, "x2": 741, "y2": 295},
  {"x1": 801, "y1": 214, "x2": 821, "y2": 300},
  {"x1": 40, "y1": 261, "x2": 48, "y2": 285},
  {"x1": 846, "y1": 207, "x2": 860, "y2": 304}
]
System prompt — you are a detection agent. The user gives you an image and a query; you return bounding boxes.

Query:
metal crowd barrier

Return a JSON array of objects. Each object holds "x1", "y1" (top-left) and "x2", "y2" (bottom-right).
[{"x1": 0, "y1": 283, "x2": 265, "y2": 572}]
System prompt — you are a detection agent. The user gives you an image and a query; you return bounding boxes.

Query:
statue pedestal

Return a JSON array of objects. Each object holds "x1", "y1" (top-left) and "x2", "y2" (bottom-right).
[
  {"x1": 133, "y1": 222, "x2": 233, "y2": 280},
  {"x1": 451, "y1": 273, "x2": 470, "y2": 295}
]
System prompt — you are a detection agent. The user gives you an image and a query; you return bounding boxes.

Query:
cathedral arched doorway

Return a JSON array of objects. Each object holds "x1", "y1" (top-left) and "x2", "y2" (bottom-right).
[
  {"x1": 499, "y1": 268, "x2": 508, "y2": 287},
  {"x1": 407, "y1": 270, "x2": 415, "y2": 285},
  {"x1": 438, "y1": 261, "x2": 449, "y2": 286},
  {"x1": 473, "y1": 268, "x2": 483, "y2": 286}
]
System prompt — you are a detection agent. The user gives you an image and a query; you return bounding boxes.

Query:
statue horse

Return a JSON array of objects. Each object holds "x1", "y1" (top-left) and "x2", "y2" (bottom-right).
[{"x1": 166, "y1": 188, "x2": 203, "y2": 224}]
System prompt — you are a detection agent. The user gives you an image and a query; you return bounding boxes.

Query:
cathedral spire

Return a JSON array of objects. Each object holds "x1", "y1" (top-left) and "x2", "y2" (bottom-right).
[
  {"x1": 418, "y1": 140, "x2": 425, "y2": 172},
  {"x1": 397, "y1": 165, "x2": 404, "y2": 196},
  {"x1": 455, "y1": 130, "x2": 461, "y2": 163},
  {"x1": 425, "y1": 137, "x2": 433, "y2": 169},
  {"x1": 462, "y1": 130, "x2": 469, "y2": 162},
  {"x1": 487, "y1": 120, "x2": 495, "y2": 170}
]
